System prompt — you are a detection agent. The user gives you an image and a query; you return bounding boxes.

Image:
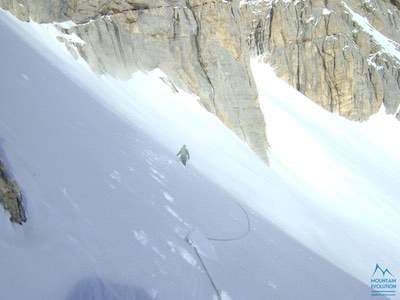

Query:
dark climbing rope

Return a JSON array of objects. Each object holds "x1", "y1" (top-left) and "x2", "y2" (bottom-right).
[
  {"x1": 189, "y1": 240, "x2": 222, "y2": 300},
  {"x1": 185, "y1": 199, "x2": 251, "y2": 300},
  {"x1": 205, "y1": 200, "x2": 251, "y2": 242}
]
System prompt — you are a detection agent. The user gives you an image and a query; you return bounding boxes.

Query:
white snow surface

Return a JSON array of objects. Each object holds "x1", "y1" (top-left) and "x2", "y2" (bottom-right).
[
  {"x1": 322, "y1": 8, "x2": 332, "y2": 15},
  {"x1": 253, "y1": 59, "x2": 400, "y2": 284},
  {"x1": 0, "y1": 8, "x2": 399, "y2": 300}
]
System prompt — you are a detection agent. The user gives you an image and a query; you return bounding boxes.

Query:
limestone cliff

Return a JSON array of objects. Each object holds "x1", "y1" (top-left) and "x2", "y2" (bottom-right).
[
  {"x1": 243, "y1": 0, "x2": 400, "y2": 121},
  {"x1": 0, "y1": 0, "x2": 269, "y2": 161},
  {"x1": 1, "y1": 0, "x2": 400, "y2": 162}
]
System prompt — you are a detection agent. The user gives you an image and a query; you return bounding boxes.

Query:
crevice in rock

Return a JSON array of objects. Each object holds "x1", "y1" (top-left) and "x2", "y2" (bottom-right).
[
  {"x1": 254, "y1": 20, "x2": 264, "y2": 55},
  {"x1": 267, "y1": 6, "x2": 273, "y2": 52},
  {"x1": 294, "y1": 2, "x2": 304, "y2": 92},
  {"x1": 110, "y1": 19, "x2": 128, "y2": 70},
  {"x1": 368, "y1": 67, "x2": 379, "y2": 108},
  {"x1": 172, "y1": 7, "x2": 180, "y2": 39},
  {"x1": 185, "y1": 0, "x2": 218, "y2": 114},
  {"x1": 316, "y1": 42, "x2": 334, "y2": 112}
]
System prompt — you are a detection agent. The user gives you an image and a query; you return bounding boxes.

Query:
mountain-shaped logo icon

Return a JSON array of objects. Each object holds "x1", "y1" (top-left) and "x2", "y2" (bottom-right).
[
  {"x1": 372, "y1": 264, "x2": 394, "y2": 277},
  {"x1": 370, "y1": 264, "x2": 397, "y2": 297}
]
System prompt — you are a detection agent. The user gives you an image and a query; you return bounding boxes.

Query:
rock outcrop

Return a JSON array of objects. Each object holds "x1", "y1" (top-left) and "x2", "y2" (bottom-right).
[
  {"x1": 243, "y1": 0, "x2": 400, "y2": 121},
  {"x1": 0, "y1": 0, "x2": 269, "y2": 162},
  {"x1": 0, "y1": 160, "x2": 26, "y2": 224}
]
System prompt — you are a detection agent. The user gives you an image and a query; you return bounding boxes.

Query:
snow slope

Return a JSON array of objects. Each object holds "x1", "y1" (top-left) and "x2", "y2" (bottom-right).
[
  {"x1": 0, "y1": 8, "x2": 398, "y2": 299},
  {"x1": 254, "y1": 60, "x2": 400, "y2": 286}
]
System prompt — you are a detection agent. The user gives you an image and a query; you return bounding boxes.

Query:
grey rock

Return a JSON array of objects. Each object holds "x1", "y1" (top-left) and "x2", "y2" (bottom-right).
[
  {"x1": 243, "y1": 0, "x2": 400, "y2": 121},
  {"x1": 0, "y1": 160, "x2": 26, "y2": 224},
  {"x1": 0, "y1": 0, "x2": 269, "y2": 162},
  {"x1": 2, "y1": 0, "x2": 400, "y2": 161}
]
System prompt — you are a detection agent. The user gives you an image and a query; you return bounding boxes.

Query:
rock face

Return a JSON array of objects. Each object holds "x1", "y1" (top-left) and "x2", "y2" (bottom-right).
[
  {"x1": 243, "y1": 0, "x2": 400, "y2": 121},
  {"x1": 0, "y1": 160, "x2": 26, "y2": 224},
  {"x1": 0, "y1": 0, "x2": 269, "y2": 162},
  {"x1": 1, "y1": 0, "x2": 399, "y2": 161}
]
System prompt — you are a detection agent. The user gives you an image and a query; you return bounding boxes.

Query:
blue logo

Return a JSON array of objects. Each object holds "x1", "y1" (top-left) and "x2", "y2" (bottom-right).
[{"x1": 371, "y1": 264, "x2": 397, "y2": 297}]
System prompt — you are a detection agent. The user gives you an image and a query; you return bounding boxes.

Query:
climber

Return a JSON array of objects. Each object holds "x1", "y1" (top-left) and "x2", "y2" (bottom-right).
[{"x1": 177, "y1": 145, "x2": 190, "y2": 166}]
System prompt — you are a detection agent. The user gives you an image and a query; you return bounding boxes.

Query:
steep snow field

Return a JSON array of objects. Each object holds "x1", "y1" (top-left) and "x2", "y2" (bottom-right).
[
  {"x1": 253, "y1": 60, "x2": 400, "y2": 284},
  {"x1": 0, "y1": 8, "x2": 398, "y2": 299}
]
